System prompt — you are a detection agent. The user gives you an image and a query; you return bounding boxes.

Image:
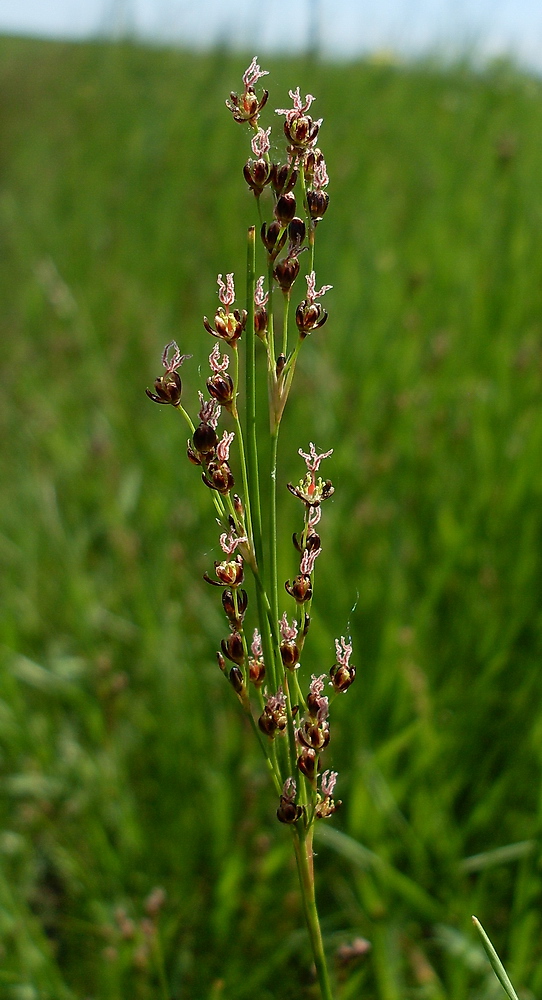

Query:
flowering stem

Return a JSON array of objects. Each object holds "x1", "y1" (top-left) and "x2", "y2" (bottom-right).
[
  {"x1": 292, "y1": 829, "x2": 334, "y2": 1000},
  {"x1": 270, "y1": 428, "x2": 280, "y2": 627},
  {"x1": 281, "y1": 291, "x2": 291, "y2": 359},
  {"x1": 245, "y1": 226, "x2": 264, "y2": 574}
]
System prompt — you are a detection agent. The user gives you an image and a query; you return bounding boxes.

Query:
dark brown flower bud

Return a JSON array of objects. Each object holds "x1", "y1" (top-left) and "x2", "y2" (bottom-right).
[
  {"x1": 207, "y1": 372, "x2": 235, "y2": 407},
  {"x1": 258, "y1": 707, "x2": 278, "y2": 737},
  {"x1": 202, "y1": 461, "x2": 235, "y2": 495},
  {"x1": 261, "y1": 221, "x2": 288, "y2": 257},
  {"x1": 330, "y1": 663, "x2": 356, "y2": 693},
  {"x1": 193, "y1": 422, "x2": 218, "y2": 455},
  {"x1": 296, "y1": 300, "x2": 329, "y2": 338},
  {"x1": 222, "y1": 588, "x2": 248, "y2": 628},
  {"x1": 270, "y1": 163, "x2": 298, "y2": 195},
  {"x1": 306, "y1": 189, "x2": 329, "y2": 221},
  {"x1": 216, "y1": 651, "x2": 227, "y2": 672},
  {"x1": 276, "y1": 354, "x2": 286, "y2": 377},
  {"x1": 274, "y1": 192, "x2": 297, "y2": 225},
  {"x1": 277, "y1": 798, "x2": 304, "y2": 824},
  {"x1": 249, "y1": 658, "x2": 266, "y2": 687},
  {"x1": 298, "y1": 719, "x2": 330, "y2": 751},
  {"x1": 213, "y1": 555, "x2": 244, "y2": 587},
  {"x1": 221, "y1": 632, "x2": 245, "y2": 666},
  {"x1": 203, "y1": 308, "x2": 247, "y2": 346},
  {"x1": 288, "y1": 217, "x2": 306, "y2": 247},
  {"x1": 297, "y1": 747, "x2": 319, "y2": 780},
  {"x1": 145, "y1": 371, "x2": 183, "y2": 406},
  {"x1": 285, "y1": 574, "x2": 313, "y2": 604},
  {"x1": 280, "y1": 640, "x2": 300, "y2": 669},
  {"x1": 226, "y1": 87, "x2": 269, "y2": 127},
  {"x1": 274, "y1": 256, "x2": 300, "y2": 292},
  {"x1": 283, "y1": 114, "x2": 320, "y2": 151},
  {"x1": 306, "y1": 532, "x2": 321, "y2": 551},
  {"x1": 187, "y1": 442, "x2": 202, "y2": 466},
  {"x1": 229, "y1": 665, "x2": 245, "y2": 694},
  {"x1": 243, "y1": 157, "x2": 272, "y2": 195},
  {"x1": 254, "y1": 306, "x2": 268, "y2": 337}
]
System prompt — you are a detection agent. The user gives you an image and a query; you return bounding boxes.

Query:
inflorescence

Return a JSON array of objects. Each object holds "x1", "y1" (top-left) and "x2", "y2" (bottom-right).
[{"x1": 146, "y1": 58, "x2": 355, "y2": 835}]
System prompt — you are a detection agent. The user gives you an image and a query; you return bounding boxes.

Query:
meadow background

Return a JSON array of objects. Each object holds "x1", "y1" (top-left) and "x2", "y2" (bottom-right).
[{"x1": 2, "y1": 35, "x2": 542, "y2": 1000}]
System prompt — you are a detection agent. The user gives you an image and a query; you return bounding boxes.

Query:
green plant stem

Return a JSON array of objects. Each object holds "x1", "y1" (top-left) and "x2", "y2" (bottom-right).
[
  {"x1": 292, "y1": 828, "x2": 334, "y2": 1000},
  {"x1": 245, "y1": 226, "x2": 264, "y2": 576},
  {"x1": 270, "y1": 428, "x2": 280, "y2": 626},
  {"x1": 281, "y1": 291, "x2": 291, "y2": 359}
]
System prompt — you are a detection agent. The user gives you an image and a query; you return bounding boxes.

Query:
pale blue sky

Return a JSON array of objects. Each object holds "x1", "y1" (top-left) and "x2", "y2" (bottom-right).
[{"x1": 2, "y1": 0, "x2": 542, "y2": 68}]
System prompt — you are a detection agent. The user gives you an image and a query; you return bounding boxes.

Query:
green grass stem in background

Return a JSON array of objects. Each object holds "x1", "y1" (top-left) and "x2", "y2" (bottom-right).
[{"x1": 2, "y1": 34, "x2": 542, "y2": 998}]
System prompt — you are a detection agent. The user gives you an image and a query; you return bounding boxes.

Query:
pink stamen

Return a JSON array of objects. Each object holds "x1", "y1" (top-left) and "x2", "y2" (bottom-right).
[
  {"x1": 161, "y1": 340, "x2": 191, "y2": 372},
  {"x1": 280, "y1": 613, "x2": 298, "y2": 642},
  {"x1": 243, "y1": 56, "x2": 269, "y2": 90},
  {"x1": 309, "y1": 674, "x2": 326, "y2": 699},
  {"x1": 217, "y1": 273, "x2": 235, "y2": 307},
  {"x1": 276, "y1": 87, "x2": 316, "y2": 119},
  {"x1": 254, "y1": 276, "x2": 269, "y2": 307},
  {"x1": 308, "y1": 506, "x2": 321, "y2": 529},
  {"x1": 251, "y1": 126, "x2": 271, "y2": 158},
  {"x1": 282, "y1": 776, "x2": 297, "y2": 801},
  {"x1": 216, "y1": 429, "x2": 235, "y2": 463},
  {"x1": 219, "y1": 528, "x2": 248, "y2": 555},
  {"x1": 198, "y1": 391, "x2": 221, "y2": 429},
  {"x1": 335, "y1": 636, "x2": 353, "y2": 667},
  {"x1": 300, "y1": 546, "x2": 321, "y2": 575},
  {"x1": 209, "y1": 343, "x2": 230, "y2": 374},
  {"x1": 299, "y1": 441, "x2": 334, "y2": 473},
  {"x1": 306, "y1": 271, "x2": 333, "y2": 304},
  {"x1": 314, "y1": 157, "x2": 329, "y2": 190},
  {"x1": 251, "y1": 629, "x2": 263, "y2": 659},
  {"x1": 321, "y1": 770, "x2": 338, "y2": 798}
]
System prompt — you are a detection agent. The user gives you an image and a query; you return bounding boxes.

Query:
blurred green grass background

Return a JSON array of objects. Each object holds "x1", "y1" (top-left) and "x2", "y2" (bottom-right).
[{"x1": 2, "y1": 35, "x2": 542, "y2": 999}]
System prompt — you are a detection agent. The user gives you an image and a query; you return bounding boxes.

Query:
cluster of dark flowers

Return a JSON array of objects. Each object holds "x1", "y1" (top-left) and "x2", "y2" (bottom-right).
[{"x1": 146, "y1": 57, "x2": 356, "y2": 832}]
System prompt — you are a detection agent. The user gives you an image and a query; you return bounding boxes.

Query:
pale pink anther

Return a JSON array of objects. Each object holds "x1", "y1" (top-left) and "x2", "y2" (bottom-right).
[
  {"x1": 254, "y1": 276, "x2": 269, "y2": 306},
  {"x1": 198, "y1": 391, "x2": 221, "y2": 429},
  {"x1": 217, "y1": 273, "x2": 235, "y2": 307},
  {"x1": 209, "y1": 342, "x2": 230, "y2": 374},
  {"x1": 219, "y1": 527, "x2": 248, "y2": 555},
  {"x1": 335, "y1": 636, "x2": 353, "y2": 667},
  {"x1": 300, "y1": 546, "x2": 321, "y2": 575},
  {"x1": 299, "y1": 441, "x2": 334, "y2": 474},
  {"x1": 251, "y1": 629, "x2": 263, "y2": 659},
  {"x1": 251, "y1": 126, "x2": 271, "y2": 158},
  {"x1": 282, "y1": 776, "x2": 297, "y2": 801},
  {"x1": 314, "y1": 157, "x2": 329, "y2": 190},
  {"x1": 161, "y1": 340, "x2": 192, "y2": 372},
  {"x1": 321, "y1": 770, "x2": 338, "y2": 797},
  {"x1": 216, "y1": 429, "x2": 235, "y2": 463},
  {"x1": 280, "y1": 613, "x2": 298, "y2": 642},
  {"x1": 305, "y1": 271, "x2": 333, "y2": 304},
  {"x1": 243, "y1": 56, "x2": 269, "y2": 90}
]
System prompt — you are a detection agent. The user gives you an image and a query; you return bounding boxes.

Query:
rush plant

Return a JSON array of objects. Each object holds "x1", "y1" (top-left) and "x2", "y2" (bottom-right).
[{"x1": 146, "y1": 57, "x2": 355, "y2": 999}]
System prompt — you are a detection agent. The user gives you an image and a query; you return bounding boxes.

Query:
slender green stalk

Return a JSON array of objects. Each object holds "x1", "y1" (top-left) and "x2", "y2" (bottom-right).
[
  {"x1": 269, "y1": 429, "x2": 280, "y2": 626},
  {"x1": 292, "y1": 830, "x2": 334, "y2": 1000},
  {"x1": 245, "y1": 226, "x2": 264, "y2": 575}
]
